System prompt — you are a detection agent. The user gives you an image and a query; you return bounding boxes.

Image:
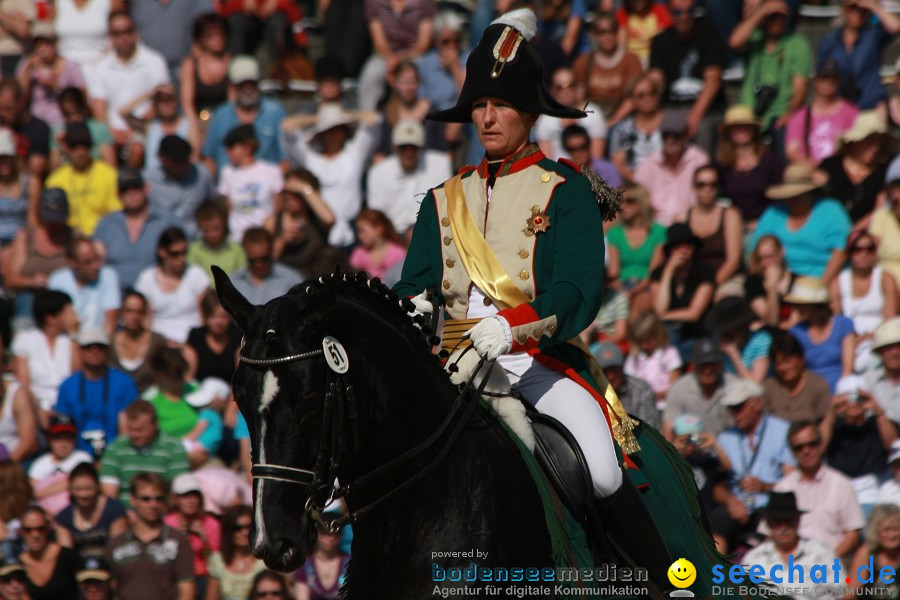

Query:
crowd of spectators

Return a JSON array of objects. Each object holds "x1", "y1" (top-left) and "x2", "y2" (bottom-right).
[{"x1": 0, "y1": 0, "x2": 895, "y2": 598}]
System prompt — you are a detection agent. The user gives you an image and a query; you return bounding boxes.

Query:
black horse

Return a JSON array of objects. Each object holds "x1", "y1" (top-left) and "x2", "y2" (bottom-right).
[{"x1": 215, "y1": 267, "x2": 575, "y2": 598}]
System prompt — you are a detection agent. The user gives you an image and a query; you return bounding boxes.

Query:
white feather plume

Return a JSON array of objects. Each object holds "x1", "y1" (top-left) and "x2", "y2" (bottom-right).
[{"x1": 490, "y1": 8, "x2": 537, "y2": 42}]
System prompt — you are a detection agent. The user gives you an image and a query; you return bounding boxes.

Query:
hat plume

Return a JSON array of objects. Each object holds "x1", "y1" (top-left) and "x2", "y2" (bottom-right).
[{"x1": 490, "y1": 9, "x2": 537, "y2": 41}]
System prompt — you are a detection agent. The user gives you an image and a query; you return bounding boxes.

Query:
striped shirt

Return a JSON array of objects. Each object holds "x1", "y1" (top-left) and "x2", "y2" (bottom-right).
[{"x1": 100, "y1": 433, "x2": 189, "y2": 508}]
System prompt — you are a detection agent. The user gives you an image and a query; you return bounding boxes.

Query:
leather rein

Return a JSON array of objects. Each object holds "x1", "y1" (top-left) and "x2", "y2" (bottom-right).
[{"x1": 240, "y1": 330, "x2": 492, "y2": 534}]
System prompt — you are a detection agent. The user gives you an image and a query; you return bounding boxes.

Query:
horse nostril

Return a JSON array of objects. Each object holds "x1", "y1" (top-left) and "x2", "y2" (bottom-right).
[{"x1": 274, "y1": 538, "x2": 295, "y2": 567}]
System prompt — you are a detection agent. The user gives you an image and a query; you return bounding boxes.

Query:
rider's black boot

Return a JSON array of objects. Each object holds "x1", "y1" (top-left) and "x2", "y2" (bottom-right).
[{"x1": 596, "y1": 474, "x2": 676, "y2": 595}]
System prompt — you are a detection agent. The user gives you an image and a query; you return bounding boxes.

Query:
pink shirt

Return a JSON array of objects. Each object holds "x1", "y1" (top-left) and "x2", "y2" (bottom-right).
[
  {"x1": 633, "y1": 145, "x2": 710, "y2": 226},
  {"x1": 769, "y1": 464, "x2": 864, "y2": 551},
  {"x1": 623, "y1": 345, "x2": 682, "y2": 395},
  {"x1": 349, "y1": 242, "x2": 406, "y2": 279},
  {"x1": 785, "y1": 101, "x2": 858, "y2": 166},
  {"x1": 163, "y1": 512, "x2": 222, "y2": 576}
]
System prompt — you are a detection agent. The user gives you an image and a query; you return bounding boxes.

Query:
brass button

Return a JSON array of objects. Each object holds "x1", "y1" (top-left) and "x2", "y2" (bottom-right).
[
  {"x1": 540, "y1": 173, "x2": 551, "y2": 183},
  {"x1": 548, "y1": 323, "x2": 556, "y2": 332},
  {"x1": 443, "y1": 236, "x2": 452, "y2": 246},
  {"x1": 459, "y1": 298, "x2": 467, "y2": 305},
  {"x1": 519, "y1": 270, "x2": 530, "y2": 281},
  {"x1": 524, "y1": 229, "x2": 534, "y2": 237},
  {"x1": 442, "y1": 280, "x2": 451, "y2": 290},
  {"x1": 519, "y1": 249, "x2": 529, "y2": 259},
  {"x1": 446, "y1": 299, "x2": 454, "y2": 308},
  {"x1": 483, "y1": 298, "x2": 492, "y2": 306},
  {"x1": 535, "y1": 329, "x2": 543, "y2": 338},
  {"x1": 445, "y1": 258, "x2": 455, "y2": 268},
  {"x1": 525, "y1": 291, "x2": 534, "y2": 300},
  {"x1": 441, "y1": 217, "x2": 450, "y2": 227},
  {"x1": 517, "y1": 333, "x2": 528, "y2": 344}
]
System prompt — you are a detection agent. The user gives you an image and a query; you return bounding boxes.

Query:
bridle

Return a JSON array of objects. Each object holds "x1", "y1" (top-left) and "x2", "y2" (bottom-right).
[{"x1": 240, "y1": 328, "x2": 491, "y2": 534}]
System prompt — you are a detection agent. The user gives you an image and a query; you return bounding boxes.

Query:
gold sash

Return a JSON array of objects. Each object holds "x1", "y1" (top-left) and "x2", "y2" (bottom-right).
[{"x1": 443, "y1": 174, "x2": 640, "y2": 454}]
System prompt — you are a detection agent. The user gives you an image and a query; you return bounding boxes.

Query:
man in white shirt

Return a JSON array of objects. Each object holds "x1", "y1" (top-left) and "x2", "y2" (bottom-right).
[
  {"x1": 366, "y1": 120, "x2": 452, "y2": 240},
  {"x1": 48, "y1": 237, "x2": 121, "y2": 337},
  {"x1": 89, "y1": 11, "x2": 169, "y2": 165}
]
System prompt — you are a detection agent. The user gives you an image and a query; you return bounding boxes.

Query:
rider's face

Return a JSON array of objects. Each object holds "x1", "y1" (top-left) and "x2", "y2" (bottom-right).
[{"x1": 471, "y1": 97, "x2": 536, "y2": 160}]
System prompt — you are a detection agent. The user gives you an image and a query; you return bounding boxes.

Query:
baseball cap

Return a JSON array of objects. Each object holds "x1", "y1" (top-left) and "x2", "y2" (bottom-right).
[
  {"x1": 392, "y1": 120, "x2": 425, "y2": 147},
  {"x1": 721, "y1": 379, "x2": 764, "y2": 407},
  {"x1": 0, "y1": 557, "x2": 25, "y2": 578},
  {"x1": 76, "y1": 557, "x2": 111, "y2": 583},
  {"x1": 40, "y1": 188, "x2": 69, "y2": 224},
  {"x1": 185, "y1": 377, "x2": 231, "y2": 408},
  {"x1": 593, "y1": 342, "x2": 624, "y2": 368},
  {"x1": 660, "y1": 109, "x2": 689, "y2": 135},
  {"x1": 673, "y1": 414, "x2": 703, "y2": 436},
  {"x1": 315, "y1": 56, "x2": 343, "y2": 81},
  {"x1": 690, "y1": 338, "x2": 722, "y2": 366},
  {"x1": 76, "y1": 326, "x2": 110, "y2": 347},
  {"x1": 48, "y1": 413, "x2": 77, "y2": 436},
  {"x1": 158, "y1": 135, "x2": 192, "y2": 163},
  {"x1": 224, "y1": 124, "x2": 257, "y2": 148},
  {"x1": 117, "y1": 167, "x2": 144, "y2": 191},
  {"x1": 64, "y1": 122, "x2": 92, "y2": 147},
  {"x1": 228, "y1": 55, "x2": 260, "y2": 84},
  {"x1": 835, "y1": 374, "x2": 870, "y2": 396},
  {"x1": 171, "y1": 473, "x2": 202, "y2": 496}
]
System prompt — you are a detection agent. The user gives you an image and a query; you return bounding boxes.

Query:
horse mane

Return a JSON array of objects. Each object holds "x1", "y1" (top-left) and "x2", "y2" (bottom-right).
[{"x1": 285, "y1": 270, "x2": 451, "y2": 380}]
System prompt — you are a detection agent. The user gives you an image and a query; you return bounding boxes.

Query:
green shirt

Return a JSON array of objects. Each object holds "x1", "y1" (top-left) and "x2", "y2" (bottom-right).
[
  {"x1": 188, "y1": 239, "x2": 247, "y2": 284},
  {"x1": 739, "y1": 31, "x2": 812, "y2": 128},
  {"x1": 99, "y1": 432, "x2": 189, "y2": 508},
  {"x1": 149, "y1": 386, "x2": 199, "y2": 440},
  {"x1": 606, "y1": 222, "x2": 666, "y2": 283}
]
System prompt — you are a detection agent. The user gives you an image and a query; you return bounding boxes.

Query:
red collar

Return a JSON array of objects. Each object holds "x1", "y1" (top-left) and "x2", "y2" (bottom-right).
[{"x1": 475, "y1": 144, "x2": 545, "y2": 179}]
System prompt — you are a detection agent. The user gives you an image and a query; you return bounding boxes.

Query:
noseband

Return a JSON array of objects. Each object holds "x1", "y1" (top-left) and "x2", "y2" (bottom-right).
[{"x1": 241, "y1": 331, "x2": 490, "y2": 534}]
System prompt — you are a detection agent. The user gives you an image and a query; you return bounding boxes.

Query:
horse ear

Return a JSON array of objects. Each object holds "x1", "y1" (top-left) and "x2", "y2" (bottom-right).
[{"x1": 212, "y1": 266, "x2": 255, "y2": 331}]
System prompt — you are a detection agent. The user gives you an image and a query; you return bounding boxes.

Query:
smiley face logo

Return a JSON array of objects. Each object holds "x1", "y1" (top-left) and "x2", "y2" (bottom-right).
[{"x1": 667, "y1": 558, "x2": 696, "y2": 589}]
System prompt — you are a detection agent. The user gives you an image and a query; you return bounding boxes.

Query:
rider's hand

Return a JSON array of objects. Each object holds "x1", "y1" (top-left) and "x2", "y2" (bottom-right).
[
  {"x1": 408, "y1": 290, "x2": 434, "y2": 319},
  {"x1": 465, "y1": 316, "x2": 511, "y2": 361}
]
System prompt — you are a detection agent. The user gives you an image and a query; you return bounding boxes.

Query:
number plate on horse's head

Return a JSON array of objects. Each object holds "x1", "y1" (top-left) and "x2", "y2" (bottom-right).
[{"x1": 323, "y1": 336, "x2": 349, "y2": 374}]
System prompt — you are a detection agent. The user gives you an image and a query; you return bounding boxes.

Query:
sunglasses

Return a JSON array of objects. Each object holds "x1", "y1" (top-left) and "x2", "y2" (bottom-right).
[
  {"x1": 255, "y1": 591, "x2": 283, "y2": 598},
  {"x1": 20, "y1": 525, "x2": 47, "y2": 534},
  {"x1": 790, "y1": 440, "x2": 820, "y2": 452},
  {"x1": 167, "y1": 248, "x2": 187, "y2": 257},
  {"x1": 694, "y1": 181, "x2": 718, "y2": 188},
  {"x1": 235, "y1": 523, "x2": 252, "y2": 531},
  {"x1": 594, "y1": 28, "x2": 615, "y2": 35},
  {"x1": 110, "y1": 27, "x2": 134, "y2": 36},
  {"x1": 137, "y1": 495, "x2": 166, "y2": 503},
  {"x1": 564, "y1": 142, "x2": 589, "y2": 153},
  {"x1": 155, "y1": 94, "x2": 176, "y2": 102},
  {"x1": 0, "y1": 574, "x2": 26, "y2": 584},
  {"x1": 248, "y1": 256, "x2": 272, "y2": 264},
  {"x1": 851, "y1": 245, "x2": 875, "y2": 254}
]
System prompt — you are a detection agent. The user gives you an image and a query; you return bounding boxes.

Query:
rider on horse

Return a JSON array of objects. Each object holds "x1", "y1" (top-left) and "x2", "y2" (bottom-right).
[{"x1": 394, "y1": 8, "x2": 676, "y2": 592}]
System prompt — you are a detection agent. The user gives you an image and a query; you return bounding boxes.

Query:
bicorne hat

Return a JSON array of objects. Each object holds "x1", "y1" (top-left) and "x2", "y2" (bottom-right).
[{"x1": 427, "y1": 9, "x2": 586, "y2": 123}]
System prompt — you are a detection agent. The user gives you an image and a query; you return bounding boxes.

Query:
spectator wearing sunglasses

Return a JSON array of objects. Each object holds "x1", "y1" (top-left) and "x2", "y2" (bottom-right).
[
  {"x1": 230, "y1": 227, "x2": 302, "y2": 306},
  {"x1": 106, "y1": 472, "x2": 195, "y2": 600},
  {"x1": 0, "y1": 558, "x2": 30, "y2": 600},
  {"x1": 248, "y1": 571, "x2": 289, "y2": 600},
  {"x1": 207, "y1": 505, "x2": 266, "y2": 600},
  {"x1": 765, "y1": 421, "x2": 863, "y2": 559},
  {"x1": 19, "y1": 504, "x2": 82, "y2": 600}
]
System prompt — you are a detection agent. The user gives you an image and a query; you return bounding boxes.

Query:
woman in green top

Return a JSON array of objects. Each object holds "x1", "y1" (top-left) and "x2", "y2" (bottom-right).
[
  {"x1": 147, "y1": 347, "x2": 199, "y2": 440},
  {"x1": 606, "y1": 182, "x2": 666, "y2": 316}
]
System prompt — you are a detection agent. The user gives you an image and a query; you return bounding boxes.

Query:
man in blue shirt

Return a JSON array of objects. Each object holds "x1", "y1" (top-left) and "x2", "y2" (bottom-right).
[
  {"x1": 230, "y1": 227, "x2": 302, "y2": 305},
  {"x1": 201, "y1": 56, "x2": 286, "y2": 178},
  {"x1": 55, "y1": 327, "x2": 140, "y2": 457},
  {"x1": 48, "y1": 237, "x2": 121, "y2": 336},
  {"x1": 93, "y1": 169, "x2": 174, "y2": 291}
]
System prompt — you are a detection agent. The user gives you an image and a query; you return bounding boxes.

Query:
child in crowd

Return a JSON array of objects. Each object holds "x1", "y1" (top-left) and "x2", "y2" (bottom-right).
[
  {"x1": 217, "y1": 124, "x2": 284, "y2": 244},
  {"x1": 624, "y1": 311, "x2": 682, "y2": 409},
  {"x1": 28, "y1": 414, "x2": 93, "y2": 515},
  {"x1": 348, "y1": 209, "x2": 406, "y2": 281},
  {"x1": 187, "y1": 200, "x2": 248, "y2": 280},
  {"x1": 616, "y1": 0, "x2": 672, "y2": 68}
]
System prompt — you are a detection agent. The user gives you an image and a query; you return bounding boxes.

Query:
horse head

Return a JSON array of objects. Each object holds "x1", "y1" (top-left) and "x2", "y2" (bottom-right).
[{"x1": 214, "y1": 266, "x2": 347, "y2": 571}]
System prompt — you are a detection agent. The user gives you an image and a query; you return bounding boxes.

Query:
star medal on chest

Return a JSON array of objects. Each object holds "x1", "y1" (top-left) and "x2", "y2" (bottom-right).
[{"x1": 525, "y1": 205, "x2": 551, "y2": 237}]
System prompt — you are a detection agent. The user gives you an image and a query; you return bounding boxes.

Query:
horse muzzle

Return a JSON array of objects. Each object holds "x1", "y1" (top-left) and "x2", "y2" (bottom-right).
[{"x1": 250, "y1": 525, "x2": 312, "y2": 572}]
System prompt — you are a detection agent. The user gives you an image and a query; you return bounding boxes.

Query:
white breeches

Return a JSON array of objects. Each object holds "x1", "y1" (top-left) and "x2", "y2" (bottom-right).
[{"x1": 502, "y1": 357, "x2": 623, "y2": 498}]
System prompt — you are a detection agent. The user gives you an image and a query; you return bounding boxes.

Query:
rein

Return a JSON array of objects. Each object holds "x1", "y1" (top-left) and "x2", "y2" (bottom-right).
[{"x1": 242, "y1": 331, "x2": 492, "y2": 534}]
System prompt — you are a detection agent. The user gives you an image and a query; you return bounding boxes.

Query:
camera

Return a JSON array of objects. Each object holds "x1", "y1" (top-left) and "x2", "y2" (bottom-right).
[
  {"x1": 81, "y1": 429, "x2": 106, "y2": 456},
  {"x1": 753, "y1": 84, "x2": 778, "y2": 117},
  {"x1": 845, "y1": 391, "x2": 860, "y2": 405},
  {"x1": 688, "y1": 433, "x2": 702, "y2": 446}
]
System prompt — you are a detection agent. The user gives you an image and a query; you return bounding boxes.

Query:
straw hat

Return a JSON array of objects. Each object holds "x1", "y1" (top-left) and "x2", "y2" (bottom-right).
[
  {"x1": 783, "y1": 276, "x2": 829, "y2": 305},
  {"x1": 720, "y1": 105, "x2": 760, "y2": 130},
  {"x1": 307, "y1": 103, "x2": 358, "y2": 143},
  {"x1": 872, "y1": 317, "x2": 900, "y2": 352},
  {"x1": 765, "y1": 164, "x2": 820, "y2": 200},
  {"x1": 838, "y1": 110, "x2": 898, "y2": 151}
]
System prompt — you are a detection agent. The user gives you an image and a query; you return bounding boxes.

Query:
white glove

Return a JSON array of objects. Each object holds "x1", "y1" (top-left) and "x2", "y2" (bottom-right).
[
  {"x1": 409, "y1": 290, "x2": 434, "y2": 318},
  {"x1": 464, "y1": 316, "x2": 512, "y2": 361}
]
